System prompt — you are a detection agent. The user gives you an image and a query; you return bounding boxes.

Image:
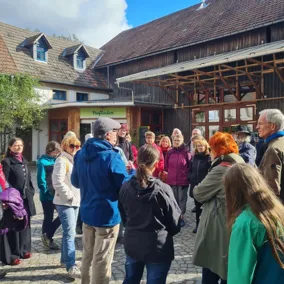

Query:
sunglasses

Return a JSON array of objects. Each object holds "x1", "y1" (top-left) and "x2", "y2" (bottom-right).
[{"x1": 69, "y1": 144, "x2": 80, "y2": 150}]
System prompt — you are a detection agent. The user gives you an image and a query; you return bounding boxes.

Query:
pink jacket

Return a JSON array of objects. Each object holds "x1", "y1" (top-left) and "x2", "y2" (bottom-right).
[{"x1": 165, "y1": 144, "x2": 191, "y2": 186}]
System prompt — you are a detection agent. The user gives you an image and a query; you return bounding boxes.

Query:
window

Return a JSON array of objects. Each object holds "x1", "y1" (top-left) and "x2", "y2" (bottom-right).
[
  {"x1": 76, "y1": 92, "x2": 88, "y2": 102},
  {"x1": 53, "y1": 90, "x2": 66, "y2": 100},
  {"x1": 49, "y1": 119, "x2": 67, "y2": 142},
  {"x1": 36, "y1": 38, "x2": 47, "y2": 62},
  {"x1": 76, "y1": 50, "x2": 86, "y2": 70}
]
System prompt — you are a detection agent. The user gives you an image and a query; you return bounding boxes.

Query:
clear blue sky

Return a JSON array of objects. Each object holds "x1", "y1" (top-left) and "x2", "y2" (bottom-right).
[{"x1": 127, "y1": 0, "x2": 201, "y2": 27}]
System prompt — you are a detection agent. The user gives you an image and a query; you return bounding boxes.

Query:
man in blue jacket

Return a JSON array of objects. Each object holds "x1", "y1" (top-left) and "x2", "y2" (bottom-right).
[{"x1": 71, "y1": 117, "x2": 134, "y2": 284}]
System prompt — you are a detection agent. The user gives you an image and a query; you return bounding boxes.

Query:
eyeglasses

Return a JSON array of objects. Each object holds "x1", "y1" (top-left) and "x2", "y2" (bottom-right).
[
  {"x1": 69, "y1": 144, "x2": 80, "y2": 150},
  {"x1": 12, "y1": 144, "x2": 23, "y2": 148}
]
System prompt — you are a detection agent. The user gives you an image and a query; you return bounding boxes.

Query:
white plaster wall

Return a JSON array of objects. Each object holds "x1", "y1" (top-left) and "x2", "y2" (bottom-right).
[
  {"x1": 68, "y1": 90, "x2": 76, "y2": 102},
  {"x1": 89, "y1": 92, "x2": 109, "y2": 100},
  {"x1": 34, "y1": 86, "x2": 53, "y2": 105},
  {"x1": 32, "y1": 113, "x2": 49, "y2": 161}
]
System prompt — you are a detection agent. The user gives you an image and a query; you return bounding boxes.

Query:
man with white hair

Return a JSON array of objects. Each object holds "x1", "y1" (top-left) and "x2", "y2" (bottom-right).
[
  {"x1": 189, "y1": 128, "x2": 203, "y2": 155},
  {"x1": 257, "y1": 109, "x2": 284, "y2": 201}
]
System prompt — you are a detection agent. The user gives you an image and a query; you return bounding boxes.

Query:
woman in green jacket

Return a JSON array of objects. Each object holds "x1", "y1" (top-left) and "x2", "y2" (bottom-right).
[
  {"x1": 224, "y1": 163, "x2": 284, "y2": 284},
  {"x1": 192, "y1": 132, "x2": 244, "y2": 284}
]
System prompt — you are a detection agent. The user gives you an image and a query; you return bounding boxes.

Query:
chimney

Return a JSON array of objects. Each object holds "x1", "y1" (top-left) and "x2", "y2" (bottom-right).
[{"x1": 197, "y1": 0, "x2": 208, "y2": 10}]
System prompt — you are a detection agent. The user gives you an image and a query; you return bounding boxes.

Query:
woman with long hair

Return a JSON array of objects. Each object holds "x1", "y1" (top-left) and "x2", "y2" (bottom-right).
[
  {"x1": 224, "y1": 163, "x2": 284, "y2": 283},
  {"x1": 192, "y1": 132, "x2": 244, "y2": 284},
  {"x1": 1, "y1": 137, "x2": 36, "y2": 265},
  {"x1": 52, "y1": 136, "x2": 81, "y2": 279},
  {"x1": 189, "y1": 138, "x2": 211, "y2": 233},
  {"x1": 119, "y1": 145, "x2": 181, "y2": 284}
]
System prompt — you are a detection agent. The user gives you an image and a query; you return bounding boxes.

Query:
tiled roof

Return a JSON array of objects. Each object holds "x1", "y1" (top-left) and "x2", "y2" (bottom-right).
[
  {"x1": 97, "y1": 0, "x2": 284, "y2": 67},
  {"x1": 0, "y1": 22, "x2": 108, "y2": 89}
]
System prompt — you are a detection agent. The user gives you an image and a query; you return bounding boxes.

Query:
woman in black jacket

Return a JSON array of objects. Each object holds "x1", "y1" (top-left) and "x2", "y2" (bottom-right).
[
  {"x1": 0, "y1": 137, "x2": 36, "y2": 265},
  {"x1": 119, "y1": 145, "x2": 181, "y2": 284},
  {"x1": 189, "y1": 137, "x2": 211, "y2": 233}
]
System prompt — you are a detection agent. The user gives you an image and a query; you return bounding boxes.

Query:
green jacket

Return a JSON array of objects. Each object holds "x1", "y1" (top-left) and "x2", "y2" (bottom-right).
[
  {"x1": 228, "y1": 206, "x2": 284, "y2": 284},
  {"x1": 37, "y1": 154, "x2": 56, "y2": 201},
  {"x1": 192, "y1": 153, "x2": 244, "y2": 280}
]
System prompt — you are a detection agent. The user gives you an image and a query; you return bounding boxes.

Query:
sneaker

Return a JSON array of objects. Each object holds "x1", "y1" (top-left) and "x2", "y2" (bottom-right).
[
  {"x1": 23, "y1": 252, "x2": 32, "y2": 259},
  {"x1": 49, "y1": 241, "x2": 60, "y2": 251},
  {"x1": 67, "y1": 265, "x2": 81, "y2": 279},
  {"x1": 180, "y1": 219, "x2": 185, "y2": 227},
  {"x1": 191, "y1": 207, "x2": 196, "y2": 213},
  {"x1": 41, "y1": 233, "x2": 50, "y2": 249}
]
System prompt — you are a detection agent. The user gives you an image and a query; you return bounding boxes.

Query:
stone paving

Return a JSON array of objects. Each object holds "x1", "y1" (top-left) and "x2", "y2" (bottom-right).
[{"x1": 1, "y1": 170, "x2": 202, "y2": 284}]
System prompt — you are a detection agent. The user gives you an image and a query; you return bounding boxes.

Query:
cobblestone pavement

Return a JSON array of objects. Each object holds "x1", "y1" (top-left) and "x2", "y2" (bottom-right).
[{"x1": 1, "y1": 170, "x2": 202, "y2": 284}]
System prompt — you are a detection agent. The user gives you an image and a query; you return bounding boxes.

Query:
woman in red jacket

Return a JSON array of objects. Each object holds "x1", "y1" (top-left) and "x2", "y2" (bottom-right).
[{"x1": 164, "y1": 134, "x2": 191, "y2": 227}]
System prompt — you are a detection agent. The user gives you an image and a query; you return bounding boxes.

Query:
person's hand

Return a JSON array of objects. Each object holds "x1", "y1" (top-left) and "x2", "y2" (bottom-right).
[{"x1": 126, "y1": 161, "x2": 135, "y2": 172}]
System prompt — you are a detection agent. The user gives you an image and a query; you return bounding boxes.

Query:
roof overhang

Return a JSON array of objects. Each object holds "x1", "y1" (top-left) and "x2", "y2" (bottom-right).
[
  {"x1": 45, "y1": 100, "x2": 134, "y2": 109},
  {"x1": 116, "y1": 40, "x2": 284, "y2": 85}
]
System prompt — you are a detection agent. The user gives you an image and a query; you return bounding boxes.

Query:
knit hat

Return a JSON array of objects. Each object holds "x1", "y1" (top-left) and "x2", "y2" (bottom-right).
[{"x1": 120, "y1": 123, "x2": 128, "y2": 131}]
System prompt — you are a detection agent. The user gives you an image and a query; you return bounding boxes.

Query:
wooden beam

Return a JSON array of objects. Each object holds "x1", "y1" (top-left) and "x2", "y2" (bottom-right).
[
  {"x1": 248, "y1": 58, "x2": 284, "y2": 84},
  {"x1": 218, "y1": 66, "x2": 239, "y2": 100}
]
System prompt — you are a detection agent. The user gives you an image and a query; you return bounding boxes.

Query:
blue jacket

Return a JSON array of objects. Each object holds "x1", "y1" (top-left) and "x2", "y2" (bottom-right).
[
  {"x1": 37, "y1": 154, "x2": 56, "y2": 201},
  {"x1": 238, "y1": 142, "x2": 256, "y2": 166},
  {"x1": 71, "y1": 138, "x2": 134, "y2": 227}
]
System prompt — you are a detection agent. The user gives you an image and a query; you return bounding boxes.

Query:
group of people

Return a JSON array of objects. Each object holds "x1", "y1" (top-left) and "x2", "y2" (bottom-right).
[{"x1": 0, "y1": 108, "x2": 283, "y2": 284}]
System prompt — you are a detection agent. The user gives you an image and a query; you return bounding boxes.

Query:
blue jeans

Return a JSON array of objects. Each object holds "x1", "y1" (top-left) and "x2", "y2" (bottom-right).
[
  {"x1": 56, "y1": 205, "x2": 79, "y2": 271},
  {"x1": 123, "y1": 255, "x2": 171, "y2": 284}
]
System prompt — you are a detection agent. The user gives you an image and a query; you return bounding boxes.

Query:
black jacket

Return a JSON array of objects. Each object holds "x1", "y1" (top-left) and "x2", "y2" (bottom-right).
[
  {"x1": 119, "y1": 176, "x2": 181, "y2": 263},
  {"x1": 118, "y1": 137, "x2": 134, "y2": 161},
  {"x1": 189, "y1": 153, "x2": 211, "y2": 198},
  {"x1": 1, "y1": 157, "x2": 36, "y2": 216}
]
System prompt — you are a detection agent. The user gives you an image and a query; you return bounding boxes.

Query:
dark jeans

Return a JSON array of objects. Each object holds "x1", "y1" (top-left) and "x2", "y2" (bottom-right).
[
  {"x1": 123, "y1": 255, "x2": 171, "y2": 284},
  {"x1": 194, "y1": 199, "x2": 203, "y2": 224},
  {"x1": 202, "y1": 268, "x2": 227, "y2": 284},
  {"x1": 41, "y1": 200, "x2": 61, "y2": 241}
]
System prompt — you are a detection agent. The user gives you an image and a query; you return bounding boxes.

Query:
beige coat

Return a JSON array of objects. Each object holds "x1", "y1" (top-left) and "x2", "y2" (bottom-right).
[
  {"x1": 52, "y1": 151, "x2": 80, "y2": 207},
  {"x1": 192, "y1": 153, "x2": 244, "y2": 280},
  {"x1": 259, "y1": 136, "x2": 284, "y2": 201}
]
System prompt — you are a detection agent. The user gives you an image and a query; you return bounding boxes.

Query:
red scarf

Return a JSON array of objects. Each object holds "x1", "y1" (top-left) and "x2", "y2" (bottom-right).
[{"x1": 10, "y1": 151, "x2": 23, "y2": 162}]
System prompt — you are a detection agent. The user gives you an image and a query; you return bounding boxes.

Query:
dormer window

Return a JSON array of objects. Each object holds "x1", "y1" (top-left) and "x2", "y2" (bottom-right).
[
  {"x1": 63, "y1": 44, "x2": 90, "y2": 71},
  {"x1": 22, "y1": 33, "x2": 52, "y2": 63},
  {"x1": 76, "y1": 50, "x2": 86, "y2": 69},
  {"x1": 36, "y1": 38, "x2": 48, "y2": 62}
]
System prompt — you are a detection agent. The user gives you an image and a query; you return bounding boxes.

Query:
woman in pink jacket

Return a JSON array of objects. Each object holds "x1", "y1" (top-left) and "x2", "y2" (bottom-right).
[{"x1": 164, "y1": 134, "x2": 191, "y2": 227}]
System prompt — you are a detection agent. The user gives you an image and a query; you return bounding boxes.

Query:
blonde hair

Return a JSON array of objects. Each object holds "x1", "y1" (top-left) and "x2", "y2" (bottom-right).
[
  {"x1": 159, "y1": 136, "x2": 172, "y2": 148},
  {"x1": 145, "y1": 131, "x2": 155, "y2": 138},
  {"x1": 61, "y1": 136, "x2": 81, "y2": 152},
  {"x1": 223, "y1": 163, "x2": 284, "y2": 267},
  {"x1": 194, "y1": 138, "x2": 210, "y2": 155}
]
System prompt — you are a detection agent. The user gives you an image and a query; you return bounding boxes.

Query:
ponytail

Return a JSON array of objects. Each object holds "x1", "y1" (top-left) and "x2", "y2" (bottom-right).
[{"x1": 136, "y1": 145, "x2": 160, "y2": 188}]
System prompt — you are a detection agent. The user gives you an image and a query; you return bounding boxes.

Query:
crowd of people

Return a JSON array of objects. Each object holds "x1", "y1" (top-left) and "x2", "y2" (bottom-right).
[{"x1": 0, "y1": 108, "x2": 283, "y2": 284}]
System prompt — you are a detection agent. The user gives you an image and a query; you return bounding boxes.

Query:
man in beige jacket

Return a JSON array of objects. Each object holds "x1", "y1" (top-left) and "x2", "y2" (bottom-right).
[{"x1": 257, "y1": 109, "x2": 284, "y2": 201}]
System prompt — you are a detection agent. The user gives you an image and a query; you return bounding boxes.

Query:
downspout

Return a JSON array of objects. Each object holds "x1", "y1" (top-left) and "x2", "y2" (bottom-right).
[
  {"x1": 107, "y1": 66, "x2": 110, "y2": 88},
  {"x1": 116, "y1": 83, "x2": 134, "y2": 104}
]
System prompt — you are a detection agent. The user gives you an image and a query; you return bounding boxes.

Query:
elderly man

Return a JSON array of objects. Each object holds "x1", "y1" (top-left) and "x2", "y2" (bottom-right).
[
  {"x1": 188, "y1": 128, "x2": 203, "y2": 154},
  {"x1": 235, "y1": 125, "x2": 256, "y2": 166},
  {"x1": 71, "y1": 117, "x2": 134, "y2": 284},
  {"x1": 257, "y1": 109, "x2": 284, "y2": 201},
  {"x1": 117, "y1": 123, "x2": 133, "y2": 162}
]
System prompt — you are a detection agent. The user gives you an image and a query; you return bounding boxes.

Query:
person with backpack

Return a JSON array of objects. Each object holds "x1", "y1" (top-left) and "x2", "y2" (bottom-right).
[{"x1": 37, "y1": 141, "x2": 61, "y2": 250}]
